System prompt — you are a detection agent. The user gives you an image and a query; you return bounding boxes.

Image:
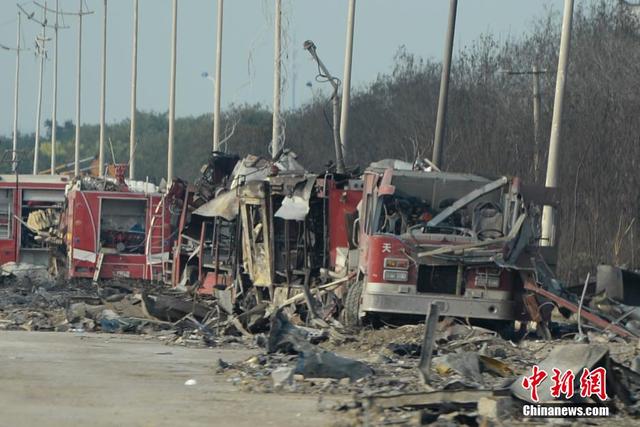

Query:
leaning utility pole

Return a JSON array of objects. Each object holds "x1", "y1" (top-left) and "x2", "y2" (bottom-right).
[
  {"x1": 212, "y1": 0, "x2": 223, "y2": 152},
  {"x1": 541, "y1": 0, "x2": 575, "y2": 247},
  {"x1": 72, "y1": 1, "x2": 93, "y2": 176},
  {"x1": 432, "y1": 0, "x2": 458, "y2": 170},
  {"x1": 339, "y1": 0, "x2": 356, "y2": 169},
  {"x1": 167, "y1": 0, "x2": 178, "y2": 182},
  {"x1": 129, "y1": 0, "x2": 138, "y2": 180},
  {"x1": 271, "y1": 0, "x2": 282, "y2": 158},
  {"x1": 99, "y1": 0, "x2": 107, "y2": 176}
]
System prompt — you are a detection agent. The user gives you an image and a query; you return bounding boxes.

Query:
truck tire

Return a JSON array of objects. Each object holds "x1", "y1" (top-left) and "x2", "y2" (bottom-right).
[{"x1": 343, "y1": 279, "x2": 364, "y2": 328}]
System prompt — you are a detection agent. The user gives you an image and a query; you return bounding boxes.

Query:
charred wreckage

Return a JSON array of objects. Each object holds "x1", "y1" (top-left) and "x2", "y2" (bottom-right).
[
  {"x1": 3, "y1": 151, "x2": 640, "y2": 423},
  {"x1": 3, "y1": 149, "x2": 637, "y2": 343}
]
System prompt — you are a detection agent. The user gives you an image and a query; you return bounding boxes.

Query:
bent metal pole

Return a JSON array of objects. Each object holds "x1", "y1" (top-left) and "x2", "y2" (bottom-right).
[{"x1": 541, "y1": 0, "x2": 575, "y2": 247}]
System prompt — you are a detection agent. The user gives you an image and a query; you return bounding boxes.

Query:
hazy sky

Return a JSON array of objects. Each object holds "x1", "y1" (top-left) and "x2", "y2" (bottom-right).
[{"x1": 0, "y1": 0, "x2": 556, "y2": 136}]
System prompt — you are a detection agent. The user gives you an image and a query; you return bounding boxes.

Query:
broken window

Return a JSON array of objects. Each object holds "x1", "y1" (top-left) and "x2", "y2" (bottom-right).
[
  {"x1": 99, "y1": 199, "x2": 146, "y2": 254},
  {"x1": 21, "y1": 190, "x2": 64, "y2": 249},
  {"x1": 0, "y1": 189, "x2": 13, "y2": 239}
]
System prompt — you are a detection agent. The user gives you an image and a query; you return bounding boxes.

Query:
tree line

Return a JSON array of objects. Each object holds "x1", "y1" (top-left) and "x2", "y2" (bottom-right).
[{"x1": 1, "y1": 1, "x2": 637, "y2": 283}]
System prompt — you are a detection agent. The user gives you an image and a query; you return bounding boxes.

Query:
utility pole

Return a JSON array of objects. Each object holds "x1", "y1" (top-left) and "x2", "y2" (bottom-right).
[
  {"x1": 339, "y1": 0, "x2": 356, "y2": 169},
  {"x1": 71, "y1": 1, "x2": 93, "y2": 176},
  {"x1": 1, "y1": 12, "x2": 28, "y2": 173},
  {"x1": 291, "y1": 35, "x2": 297, "y2": 110},
  {"x1": 129, "y1": 0, "x2": 138, "y2": 180},
  {"x1": 304, "y1": 40, "x2": 345, "y2": 173},
  {"x1": 502, "y1": 67, "x2": 548, "y2": 182},
  {"x1": 271, "y1": 0, "x2": 282, "y2": 158},
  {"x1": 212, "y1": 0, "x2": 223, "y2": 152},
  {"x1": 541, "y1": 0, "x2": 575, "y2": 247},
  {"x1": 11, "y1": 11, "x2": 22, "y2": 173},
  {"x1": 51, "y1": 1, "x2": 58, "y2": 175},
  {"x1": 21, "y1": 2, "x2": 61, "y2": 175},
  {"x1": 32, "y1": 1, "x2": 70, "y2": 175},
  {"x1": 99, "y1": 0, "x2": 107, "y2": 177},
  {"x1": 432, "y1": 0, "x2": 458, "y2": 170},
  {"x1": 167, "y1": 0, "x2": 178, "y2": 182},
  {"x1": 33, "y1": 4, "x2": 48, "y2": 174},
  {"x1": 532, "y1": 66, "x2": 542, "y2": 182}
]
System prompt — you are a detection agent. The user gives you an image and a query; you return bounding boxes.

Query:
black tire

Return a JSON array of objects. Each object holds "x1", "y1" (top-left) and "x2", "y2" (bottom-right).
[{"x1": 343, "y1": 279, "x2": 364, "y2": 328}]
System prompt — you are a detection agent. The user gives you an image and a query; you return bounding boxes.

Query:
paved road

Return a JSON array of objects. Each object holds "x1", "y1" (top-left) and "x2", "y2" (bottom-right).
[{"x1": 0, "y1": 331, "x2": 332, "y2": 427}]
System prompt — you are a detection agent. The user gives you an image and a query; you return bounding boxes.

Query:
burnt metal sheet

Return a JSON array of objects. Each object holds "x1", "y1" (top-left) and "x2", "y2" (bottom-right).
[
  {"x1": 274, "y1": 178, "x2": 316, "y2": 221},
  {"x1": 192, "y1": 190, "x2": 239, "y2": 220}
]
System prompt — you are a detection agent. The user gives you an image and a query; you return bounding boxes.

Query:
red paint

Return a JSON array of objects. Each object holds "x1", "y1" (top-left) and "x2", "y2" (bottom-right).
[
  {"x1": 66, "y1": 188, "x2": 170, "y2": 281},
  {"x1": 0, "y1": 175, "x2": 68, "y2": 266},
  {"x1": 326, "y1": 180, "x2": 361, "y2": 268},
  {"x1": 366, "y1": 235, "x2": 417, "y2": 284}
]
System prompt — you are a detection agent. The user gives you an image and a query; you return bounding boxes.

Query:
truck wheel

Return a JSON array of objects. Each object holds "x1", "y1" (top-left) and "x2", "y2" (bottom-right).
[{"x1": 343, "y1": 279, "x2": 364, "y2": 328}]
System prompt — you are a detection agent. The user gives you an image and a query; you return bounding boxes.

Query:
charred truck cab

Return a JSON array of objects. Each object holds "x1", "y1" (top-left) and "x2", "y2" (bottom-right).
[{"x1": 349, "y1": 164, "x2": 553, "y2": 325}]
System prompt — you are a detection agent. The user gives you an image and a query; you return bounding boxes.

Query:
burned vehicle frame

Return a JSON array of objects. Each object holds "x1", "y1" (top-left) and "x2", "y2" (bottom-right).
[
  {"x1": 344, "y1": 165, "x2": 557, "y2": 326},
  {"x1": 172, "y1": 152, "x2": 336, "y2": 315}
]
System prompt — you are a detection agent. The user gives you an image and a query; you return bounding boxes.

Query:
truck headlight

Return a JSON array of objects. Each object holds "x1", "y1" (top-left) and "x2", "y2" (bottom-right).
[{"x1": 383, "y1": 269, "x2": 409, "y2": 282}]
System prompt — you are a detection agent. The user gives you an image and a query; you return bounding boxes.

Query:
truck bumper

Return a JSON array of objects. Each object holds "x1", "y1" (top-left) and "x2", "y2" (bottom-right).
[{"x1": 361, "y1": 282, "x2": 521, "y2": 321}]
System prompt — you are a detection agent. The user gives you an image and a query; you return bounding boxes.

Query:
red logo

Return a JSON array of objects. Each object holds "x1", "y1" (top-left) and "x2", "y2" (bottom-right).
[
  {"x1": 522, "y1": 365, "x2": 548, "y2": 402},
  {"x1": 522, "y1": 366, "x2": 608, "y2": 402},
  {"x1": 579, "y1": 367, "x2": 608, "y2": 401},
  {"x1": 550, "y1": 368, "x2": 575, "y2": 399}
]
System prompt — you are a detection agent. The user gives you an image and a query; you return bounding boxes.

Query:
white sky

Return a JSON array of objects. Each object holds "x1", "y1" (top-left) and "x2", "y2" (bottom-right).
[{"x1": 0, "y1": 0, "x2": 556, "y2": 135}]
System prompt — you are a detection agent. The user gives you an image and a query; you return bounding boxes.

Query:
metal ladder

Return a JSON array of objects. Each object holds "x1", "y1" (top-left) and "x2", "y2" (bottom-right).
[{"x1": 146, "y1": 195, "x2": 168, "y2": 282}]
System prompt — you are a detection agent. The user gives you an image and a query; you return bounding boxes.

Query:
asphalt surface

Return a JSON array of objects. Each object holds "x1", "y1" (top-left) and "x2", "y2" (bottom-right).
[{"x1": 0, "y1": 331, "x2": 332, "y2": 427}]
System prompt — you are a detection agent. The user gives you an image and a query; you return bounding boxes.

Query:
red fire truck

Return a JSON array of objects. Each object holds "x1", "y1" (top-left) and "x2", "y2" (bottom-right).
[
  {"x1": 0, "y1": 174, "x2": 69, "y2": 267},
  {"x1": 62, "y1": 171, "x2": 172, "y2": 281},
  {"x1": 343, "y1": 164, "x2": 555, "y2": 326}
]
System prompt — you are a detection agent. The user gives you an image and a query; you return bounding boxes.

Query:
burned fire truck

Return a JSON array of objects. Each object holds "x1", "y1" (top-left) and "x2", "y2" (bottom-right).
[
  {"x1": 170, "y1": 151, "x2": 361, "y2": 314},
  {"x1": 0, "y1": 174, "x2": 68, "y2": 267},
  {"x1": 60, "y1": 166, "x2": 173, "y2": 281},
  {"x1": 171, "y1": 151, "x2": 556, "y2": 329},
  {"x1": 342, "y1": 161, "x2": 556, "y2": 326}
]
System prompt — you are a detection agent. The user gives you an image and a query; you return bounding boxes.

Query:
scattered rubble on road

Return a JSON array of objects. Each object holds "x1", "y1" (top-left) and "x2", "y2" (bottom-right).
[{"x1": 3, "y1": 258, "x2": 640, "y2": 425}]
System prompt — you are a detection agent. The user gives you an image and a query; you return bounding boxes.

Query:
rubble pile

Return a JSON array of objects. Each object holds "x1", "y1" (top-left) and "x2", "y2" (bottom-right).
[
  {"x1": 3, "y1": 257, "x2": 640, "y2": 424},
  {"x1": 213, "y1": 312, "x2": 640, "y2": 426},
  {"x1": 0, "y1": 263, "x2": 234, "y2": 346}
]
